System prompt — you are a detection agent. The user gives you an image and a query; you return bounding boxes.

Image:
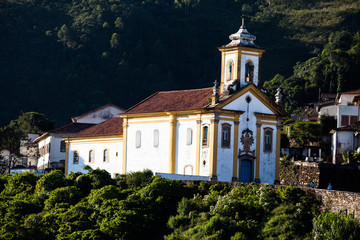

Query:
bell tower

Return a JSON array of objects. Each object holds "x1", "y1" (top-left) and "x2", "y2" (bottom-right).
[{"x1": 218, "y1": 17, "x2": 265, "y2": 95}]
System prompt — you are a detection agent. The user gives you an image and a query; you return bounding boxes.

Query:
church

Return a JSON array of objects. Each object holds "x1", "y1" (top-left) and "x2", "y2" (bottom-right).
[{"x1": 65, "y1": 18, "x2": 286, "y2": 184}]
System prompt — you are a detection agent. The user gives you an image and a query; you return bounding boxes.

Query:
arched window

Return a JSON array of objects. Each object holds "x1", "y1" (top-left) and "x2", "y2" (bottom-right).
[
  {"x1": 245, "y1": 61, "x2": 254, "y2": 82},
  {"x1": 103, "y1": 149, "x2": 109, "y2": 162},
  {"x1": 89, "y1": 150, "x2": 94, "y2": 163},
  {"x1": 226, "y1": 60, "x2": 234, "y2": 81},
  {"x1": 73, "y1": 151, "x2": 79, "y2": 164},
  {"x1": 136, "y1": 130, "x2": 141, "y2": 148},
  {"x1": 202, "y1": 125, "x2": 209, "y2": 147},
  {"x1": 153, "y1": 129, "x2": 159, "y2": 147},
  {"x1": 186, "y1": 128, "x2": 193, "y2": 145},
  {"x1": 221, "y1": 124, "x2": 231, "y2": 148},
  {"x1": 264, "y1": 128, "x2": 273, "y2": 152}
]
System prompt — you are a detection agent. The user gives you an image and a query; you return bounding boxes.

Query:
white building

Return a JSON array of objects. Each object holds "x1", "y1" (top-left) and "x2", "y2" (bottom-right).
[
  {"x1": 319, "y1": 89, "x2": 360, "y2": 127},
  {"x1": 34, "y1": 104, "x2": 124, "y2": 172},
  {"x1": 65, "y1": 19, "x2": 286, "y2": 183},
  {"x1": 331, "y1": 121, "x2": 360, "y2": 163}
]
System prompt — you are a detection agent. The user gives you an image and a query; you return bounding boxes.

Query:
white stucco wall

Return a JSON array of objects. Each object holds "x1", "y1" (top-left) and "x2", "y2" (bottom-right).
[
  {"x1": 223, "y1": 52, "x2": 237, "y2": 82},
  {"x1": 319, "y1": 105, "x2": 337, "y2": 118},
  {"x1": 126, "y1": 120, "x2": 170, "y2": 174},
  {"x1": 50, "y1": 135, "x2": 66, "y2": 163},
  {"x1": 337, "y1": 105, "x2": 359, "y2": 127},
  {"x1": 37, "y1": 136, "x2": 51, "y2": 169},
  {"x1": 339, "y1": 95, "x2": 355, "y2": 105},
  {"x1": 334, "y1": 131, "x2": 354, "y2": 155},
  {"x1": 75, "y1": 106, "x2": 124, "y2": 124},
  {"x1": 259, "y1": 124, "x2": 277, "y2": 184},
  {"x1": 67, "y1": 140, "x2": 123, "y2": 177},
  {"x1": 176, "y1": 118, "x2": 198, "y2": 176},
  {"x1": 199, "y1": 119, "x2": 211, "y2": 177},
  {"x1": 216, "y1": 119, "x2": 235, "y2": 182},
  {"x1": 221, "y1": 90, "x2": 277, "y2": 184},
  {"x1": 223, "y1": 92, "x2": 274, "y2": 115}
]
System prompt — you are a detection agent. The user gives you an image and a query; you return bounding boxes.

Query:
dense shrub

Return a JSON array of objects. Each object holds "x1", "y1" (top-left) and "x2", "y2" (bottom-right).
[
  {"x1": 36, "y1": 170, "x2": 66, "y2": 192},
  {"x1": 312, "y1": 212, "x2": 360, "y2": 240},
  {"x1": 3, "y1": 172, "x2": 39, "y2": 196},
  {"x1": 0, "y1": 170, "x2": 357, "y2": 239}
]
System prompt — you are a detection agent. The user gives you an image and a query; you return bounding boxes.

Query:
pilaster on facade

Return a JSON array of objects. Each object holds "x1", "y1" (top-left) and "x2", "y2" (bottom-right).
[
  {"x1": 122, "y1": 118, "x2": 128, "y2": 174},
  {"x1": 209, "y1": 113, "x2": 219, "y2": 181},
  {"x1": 168, "y1": 114, "x2": 177, "y2": 174},
  {"x1": 64, "y1": 140, "x2": 69, "y2": 176},
  {"x1": 255, "y1": 122, "x2": 261, "y2": 183},
  {"x1": 274, "y1": 121, "x2": 282, "y2": 184},
  {"x1": 232, "y1": 117, "x2": 240, "y2": 182},
  {"x1": 195, "y1": 115, "x2": 202, "y2": 175}
]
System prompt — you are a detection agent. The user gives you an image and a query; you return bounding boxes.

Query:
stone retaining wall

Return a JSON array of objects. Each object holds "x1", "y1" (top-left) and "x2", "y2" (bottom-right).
[{"x1": 181, "y1": 180, "x2": 360, "y2": 220}]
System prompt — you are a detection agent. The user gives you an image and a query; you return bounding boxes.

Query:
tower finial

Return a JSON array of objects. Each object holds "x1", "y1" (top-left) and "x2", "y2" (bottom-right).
[
  {"x1": 275, "y1": 87, "x2": 282, "y2": 105},
  {"x1": 241, "y1": 15, "x2": 246, "y2": 29},
  {"x1": 212, "y1": 80, "x2": 219, "y2": 105}
]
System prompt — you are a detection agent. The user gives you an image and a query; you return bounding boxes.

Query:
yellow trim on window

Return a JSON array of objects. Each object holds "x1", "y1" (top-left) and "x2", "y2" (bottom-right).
[
  {"x1": 88, "y1": 149, "x2": 95, "y2": 164},
  {"x1": 103, "y1": 148, "x2": 109, "y2": 163}
]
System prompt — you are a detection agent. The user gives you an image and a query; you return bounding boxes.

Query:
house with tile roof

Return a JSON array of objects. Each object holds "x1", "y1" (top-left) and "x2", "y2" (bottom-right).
[
  {"x1": 34, "y1": 104, "x2": 124, "y2": 172},
  {"x1": 65, "y1": 18, "x2": 286, "y2": 183},
  {"x1": 319, "y1": 88, "x2": 360, "y2": 128}
]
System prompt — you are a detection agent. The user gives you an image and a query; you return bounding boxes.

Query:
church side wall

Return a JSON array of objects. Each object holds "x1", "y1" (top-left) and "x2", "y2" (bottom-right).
[
  {"x1": 126, "y1": 120, "x2": 170, "y2": 174},
  {"x1": 176, "y1": 118, "x2": 198, "y2": 176},
  {"x1": 67, "y1": 139, "x2": 123, "y2": 177}
]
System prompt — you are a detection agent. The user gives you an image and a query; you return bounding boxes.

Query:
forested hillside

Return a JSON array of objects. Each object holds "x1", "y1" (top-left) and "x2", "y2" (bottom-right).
[{"x1": 1, "y1": 0, "x2": 360, "y2": 126}]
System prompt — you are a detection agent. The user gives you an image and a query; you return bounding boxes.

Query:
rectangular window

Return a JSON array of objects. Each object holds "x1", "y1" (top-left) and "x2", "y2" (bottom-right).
[
  {"x1": 264, "y1": 128, "x2": 273, "y2": 152},
  {"x1": 153, "y1": 129, "x2": 159, "y2": 147},
  {"x1": 221, "y1": 124, "x2": 231, "y2": 148},
  {"x1": 136, "y1": 131, "x2": 141, "y2": 148},
  {"x1": 341, "y1": 115, "x2": 349, "y2": 126},
  {"x1": 60, "y1": 140, "x2": 66, "y2": 152},
  {"x1": 350, "y1": 115, "x2": 358, "y2": 125},
  {"x1": 103, "y1": 149, "x2": 109, "y2": 162},
  {"x1": 73, "y1": 151, "x2": 79, "y2": 164},
  {"x1": 89, "y1": 150, "x2": 94, "y2": 163},
  {"x1": 186, "y1": 128, "x2": 193, "y2": 145},
  {"x1": 202, "y1": 126, "x2": 209, "y2": 147}
]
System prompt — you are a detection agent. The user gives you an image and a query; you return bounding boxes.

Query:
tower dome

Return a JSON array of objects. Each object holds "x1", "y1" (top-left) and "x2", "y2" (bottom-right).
[{"x1": 225, "y1": 16, "x2": 258, "y2": 48}]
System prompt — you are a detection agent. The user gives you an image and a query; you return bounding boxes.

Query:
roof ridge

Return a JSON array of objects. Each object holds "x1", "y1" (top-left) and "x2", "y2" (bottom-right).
[
  {"x1": 124, "y1": 91, "x2": 160, "y2": 113},
  {"x1": 158, "y1": 87, "x2": 212, "y2": 93},
  {"x1": 49, "y1": 122, "x2": 95, "y2": 133}
]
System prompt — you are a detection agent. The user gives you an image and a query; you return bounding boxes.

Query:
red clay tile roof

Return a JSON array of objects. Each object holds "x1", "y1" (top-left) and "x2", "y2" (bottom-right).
[
  {"x1": 331, "y1": 121, "x2": 360, "y2": 132},
  {"x1": 50, "y1": 123, "x2": 95, "y2": 134},
  {"x1": 70, "y1": 117, "x2": 123, "y2": 138},
  {"x1": 34, "y1": 123, "x2": 95, "y2": 143},
  {"x1": 125, "y1": 88, "x2": 213, "y2": 114}
]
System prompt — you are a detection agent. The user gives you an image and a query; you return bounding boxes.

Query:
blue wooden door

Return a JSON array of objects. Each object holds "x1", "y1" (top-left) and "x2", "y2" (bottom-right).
[{"x1": 240, "y1": 160, "x2": 252, "y2": 183}]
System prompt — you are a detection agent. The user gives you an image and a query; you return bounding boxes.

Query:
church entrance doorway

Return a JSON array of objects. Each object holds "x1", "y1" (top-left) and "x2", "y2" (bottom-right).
[{"x1": 240, "y1": 159, "x2": 252, "y2": 183}]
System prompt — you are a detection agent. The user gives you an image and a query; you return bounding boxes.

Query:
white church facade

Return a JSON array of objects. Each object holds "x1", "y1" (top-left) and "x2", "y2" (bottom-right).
[{"x1": 65, "y1": 19, "x2": 286, "y2": 183}]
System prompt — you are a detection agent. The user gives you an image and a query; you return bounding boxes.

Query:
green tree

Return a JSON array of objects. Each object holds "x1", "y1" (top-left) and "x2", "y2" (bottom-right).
[{"x1": 313, "y1": 212, "x2": 360, "y2": 240}]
